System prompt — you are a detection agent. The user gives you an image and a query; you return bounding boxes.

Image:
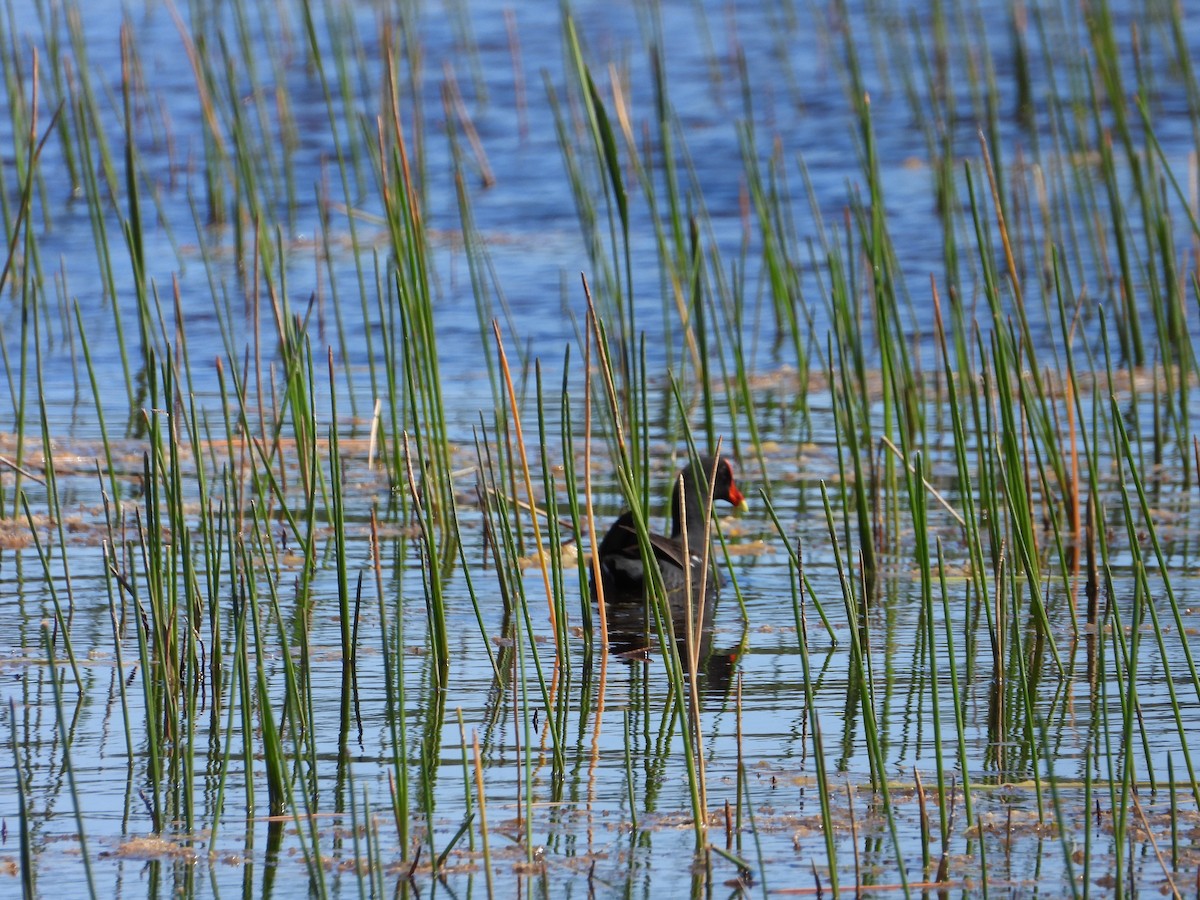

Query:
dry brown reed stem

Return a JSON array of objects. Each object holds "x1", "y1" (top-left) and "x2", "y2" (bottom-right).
[
  {"x1": 471, "y1": 732, "x2": 495, "y2": 899},
  {"x1": 503, "y1": 10, "x2": 528, "y2": 143},
  {"x1": 492, "y1": 320, "x2": 559, "y2": 657},
  {"x1": 442, "y1": 62, "x2": 495, "y2": 188},
  {"x1": 978, "y1": 130, "x2": 1024, "y2": 309},
  {"x1": 165, "y1": 6, "x2": 227, "y2": 157},
  {"x1": 2, "y1": 58, "x2": 63, "y2": 351},
  {"x1": 1130, "y1": 789, "x2": 1181, "y2": 900},
  {"x1": 914, "y1": 767, "x2": 930, "y2": 871},
  {"x1": 581, "y1": 276, "x2": 610, "y2": 661},
  {"x1": 878, "y1": 436, "x2": 965, "y2": 527},
  {"x1": 477, "y1": 484, "x2": 575, "y2": 533},
  {"x1": 0, "y1": 455, "x2": 45, "y2": 484}
]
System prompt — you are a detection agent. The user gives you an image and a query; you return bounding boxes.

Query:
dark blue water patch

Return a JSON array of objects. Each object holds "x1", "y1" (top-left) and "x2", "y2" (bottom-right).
[{"x1": 5, "y1": 0, "x2": 1196, "y2": 439}]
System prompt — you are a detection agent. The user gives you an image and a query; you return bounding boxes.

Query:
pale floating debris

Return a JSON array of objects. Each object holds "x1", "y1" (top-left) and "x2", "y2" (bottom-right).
[{"x1": 101, "y1": 836, "x2": 199, "y2": 861}]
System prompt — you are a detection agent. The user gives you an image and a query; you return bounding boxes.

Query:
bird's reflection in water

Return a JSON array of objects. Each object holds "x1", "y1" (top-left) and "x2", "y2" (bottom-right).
[{"x1": 600, "y1": 586, "x2": 740, "y2": 699}]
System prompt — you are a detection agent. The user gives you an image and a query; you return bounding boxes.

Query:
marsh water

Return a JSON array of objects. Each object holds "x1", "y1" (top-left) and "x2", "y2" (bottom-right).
[{"x1": 3, "y1": 0, "x2": 1200, "y2": 897}]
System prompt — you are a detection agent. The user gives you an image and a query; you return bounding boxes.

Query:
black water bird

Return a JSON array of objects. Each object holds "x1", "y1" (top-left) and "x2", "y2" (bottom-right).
[{"x1": 593, "y1": 454, "x2": 747, "y2": 601}]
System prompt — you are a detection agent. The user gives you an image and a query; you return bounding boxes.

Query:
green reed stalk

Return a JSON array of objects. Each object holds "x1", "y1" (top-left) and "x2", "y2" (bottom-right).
[
  {"x1": 535, "y1": 364, "x2": 575, "y2": 765},
  {"x1": 1003, "y1": 601, "x2": 1044, "y2": 816},
  {"x1": 818, "y1": 477, "x2": 873, "y2": 780},
  {"x1": 376, "y1": 85, "x2": 455, "y2": 529},
  {"x1": 931, "y1": 287, "x2": 990, "y2": 652},
  {"x1": 232, "y1": 0, "x2": 288, "y2": 218},
  {"x1": 257, "y1": 526, "x2": 317, "y2": 793},
  {"x1": 0, "y1": 21, "x2": 25, "y2": 234},
  {"x1": 819, "y1": 479, "x2": 908, "y2": 890},
  {"x1": 510, "y1": 588, "x2": 535, "y2": 862},
  {"x1": 909, "y1": 453, "x2": 952, "y2": 865},
  {"x1": 224, "y1": 537, "x2": 257, "y2": 853},
  {"x1": 370, "y1": 255, "x2": 403, "y2": 491},
  {"x1": 977, "y1": 812, "x2": 990, "y2": 899},
  {"x1": 371, "y1": 512, "x2": 411, "y2": 863},
  {"x1": 760, "y1": 495, "x2": 835, "y2": 643},
  {"x1": 8, "y1": 189, "x2": 34, "y2": 520},
  {"x1": 1092, "y1": 426, "x2": 1131, "y2": 886},
  {"x1": 738, "y1": 123, "x2": 808, "y2": 393},
  {"x1": 1083, "y1": 688, "x2": 1097, "y2": 894},
  {"x1": 612, "y1": 460, "x2": 708, "y2": 850},
  {"x1": 244, "y1": 537, "x2": 329, "y2": 897},
  {"x1": 563, "y1": 17, "x2": 643, "y2": 485},
  {"x1": 546, "y1": 74, "x2": 603, "y2": 278},
  {"x1": 935, "y1": 541, "x2": 973, "y2": 824},
  {"x1": 294, "y1": 0, "x2": 368, "y2": 417},
  {"x1": 436, "y1": 814, "x2": 475, "y2": 877},
  {"x1": 450, "y1": 488, "x2": 497, "y2": 677},
  {"x1": 1109, "y1": 402, "x2": 1200, "y2": 797},
  {"x1": 827, "y1": 279, "x2": 877, "y2": 596},
  {"x1": 118, "y1": 27, "x2": 155, "y2": 377},
  {"x1": 622, "y1": 709, "x2": 639, "y2": 835},
  {"x1": 242, "y1": 555, "x2": 283, "y2": 824},
  {"x1": 327, "y1": 352, "x2": 357, "y2": 762},
  {"x1": 65, "y1": 5, "x2": 118, "y2": 197},
  {"x1": 1039, "y1": 717, "x2": 1081, "y2": 900},
  {"x1": 495, "y1": 325, "x2": 562, "y2": 661},
  {"x1": 316, "y1": 186, "x2": 362, "y2": 417},
  {"x1": 450, "y1": 151, "x2": 502, "y2": 416},
  {"x1": 7, "y1": 698, "x2": 35, "y2": 899},
  {"x1": 320, "y1": 0, "x2": 370, "y2": 196},
  {"x1": 672, "y1": 385, "x2": 746, "y2": 615},
  {"x1": 205, "y1": 540, "x2": 245, "y2": 854},
  {"x1": 557, "y1": 349, "x2": 594, "y2": 645},
  {"x1": 1169, "y1": 754, "x2": 1179, "y2": 871},
  {"x1": 1106, "y1": 638, "x2": 1129, "y2": 891},
  {"x1": 478, "y1": 419, "x2": 563, "y2": 774},
  {"x1": 42, "y1": 625, "x2": 96, "y2": 899},
  {"x1": 452, "y1": 709, "x2": 476, "y2": 855},
  {"x1": 645, "y1": 43, "x2": 684, "y2": 299},
  {"x1": 0, "y1": 71, "x2": 58, "y2": 310},
  {"x1": 169, "y1": 397, "x2": 201, "y2": 834},
  {"x1": 965, "y1": 179, "x2": 1059, "y2": 662},
  {"x1": 99, "y1": 523, "x2": 134, "y2": 772},
  {"x1": 20, "y1": 493, "x2": 80, "y2": 686},
  {"x1": 788, "y1": 546, "x2": 838, "y2": 894}
]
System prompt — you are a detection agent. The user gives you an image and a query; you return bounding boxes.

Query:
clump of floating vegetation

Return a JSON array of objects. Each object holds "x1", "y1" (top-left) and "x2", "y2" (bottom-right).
[{"x1": 2, "y1": 0, "x2": 1200, "y2": 896}]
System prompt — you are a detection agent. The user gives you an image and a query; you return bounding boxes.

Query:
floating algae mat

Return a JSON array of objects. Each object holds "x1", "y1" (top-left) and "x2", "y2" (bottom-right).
[{"x1": 3, "y1": 0, "x2": 1200, "y2": 897}]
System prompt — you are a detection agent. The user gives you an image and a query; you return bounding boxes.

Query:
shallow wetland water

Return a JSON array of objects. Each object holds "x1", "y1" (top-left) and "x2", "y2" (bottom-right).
[{"x1": 3, "y1": 1, "x2": 1200, "y2": 898}]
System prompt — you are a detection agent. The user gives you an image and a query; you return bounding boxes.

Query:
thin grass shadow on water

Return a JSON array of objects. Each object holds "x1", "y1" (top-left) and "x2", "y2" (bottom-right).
[{"x1": 5, "y1": 0, "x2": 1200, "y2": 896}]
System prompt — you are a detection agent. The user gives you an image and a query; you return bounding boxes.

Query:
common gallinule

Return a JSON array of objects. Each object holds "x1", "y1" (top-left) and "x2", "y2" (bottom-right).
[{"x1": 594, "y1": 454, "x2": 747, "y2": 600}]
